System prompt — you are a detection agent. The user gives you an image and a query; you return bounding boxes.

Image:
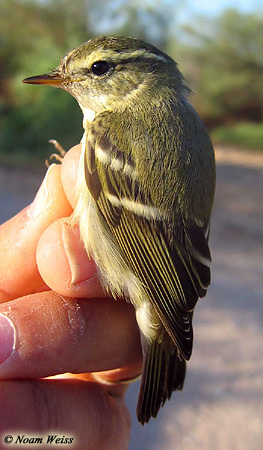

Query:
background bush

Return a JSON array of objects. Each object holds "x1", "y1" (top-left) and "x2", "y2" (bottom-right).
[{"x1": 1, "y1": 0, "x2": 263, "y2": 165}]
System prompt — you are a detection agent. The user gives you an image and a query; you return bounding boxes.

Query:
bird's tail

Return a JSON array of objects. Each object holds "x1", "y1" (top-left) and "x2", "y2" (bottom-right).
[{"x1": 137, "y1": 335, "x2": 186, "y2": 425}]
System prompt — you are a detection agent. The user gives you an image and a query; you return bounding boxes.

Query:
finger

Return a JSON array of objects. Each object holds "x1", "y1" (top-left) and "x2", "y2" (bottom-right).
[
  {"x1": 0, "y1": 378, "x2": 130, "y2": 450},
  {"x1": 0, "y1": 165, "x2": 73, "y2": 302},
  {"x1": 36, "y1": 220, "x2": 105, "y2": 298},
  {"x1": 61, "y1": 144, "x2": 81, "y2": 208},
  {"x1": 0, "y1": 291, "x2": 142, "y2": 380},
  {"x1": 47, "y1": 370, "x2": 141, "y2": 398}
]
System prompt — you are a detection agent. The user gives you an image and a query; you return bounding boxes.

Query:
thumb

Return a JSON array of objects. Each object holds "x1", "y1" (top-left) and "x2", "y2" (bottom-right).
[{"x1": 0, "y1": 164, "x2": 73, "y2": 302}]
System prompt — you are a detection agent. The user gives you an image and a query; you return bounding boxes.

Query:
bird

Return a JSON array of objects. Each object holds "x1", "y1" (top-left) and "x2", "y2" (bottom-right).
[{"x1": 23, "y1": 35, "x2": 216, "y2": 424}]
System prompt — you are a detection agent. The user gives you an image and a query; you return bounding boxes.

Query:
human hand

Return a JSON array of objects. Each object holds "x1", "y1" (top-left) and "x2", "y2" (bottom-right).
[{"x1": 0, "y1": 145, "x2": 142, "y2": 450}]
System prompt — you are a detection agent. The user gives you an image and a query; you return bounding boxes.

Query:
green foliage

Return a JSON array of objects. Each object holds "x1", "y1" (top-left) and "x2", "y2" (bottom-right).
[
  {"x1": 0, "y1": 1, "x2": 263, "y2": 165},
  {"x1": 0, "y1": 88, "x2": 83, "y2": 158},
  {"x1": 0, "y1": 0, "x2": 90, "y2": 163},
  {"x1": 211, "y1": 123, "x2": 263, "y2": 150},
  {"x1": 178, "y1": 9, "x2": 263, "y2": 127}
]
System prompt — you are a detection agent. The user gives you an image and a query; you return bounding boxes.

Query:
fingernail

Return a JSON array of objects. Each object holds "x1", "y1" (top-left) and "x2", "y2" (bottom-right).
[
  {"x1": 61, "y1": 222, "x2": 97, "y2": 285},
  {"x1": 0, "y1": 314, "x2": 16, "y2": 363},
  {"x1": 28, "y1": 165, "x2": 54, "y2": 218}
]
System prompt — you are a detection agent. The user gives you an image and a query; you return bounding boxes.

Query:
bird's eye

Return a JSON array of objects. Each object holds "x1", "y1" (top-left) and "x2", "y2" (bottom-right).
[{"x1": 91, "y1": 61, "x2": 111, "y2": 76}]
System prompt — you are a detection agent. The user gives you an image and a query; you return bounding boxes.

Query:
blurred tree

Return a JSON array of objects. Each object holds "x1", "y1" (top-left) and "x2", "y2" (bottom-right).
[
  {"x1": 85, "y1": 0, "x2": 184, "y2": 50},
  {"x1": 178, "y1": 9, "x2": 263, "y2": 126},
  {"x1": 0, "y1": 0, "x2": 90, "y2": 161},
  {"x1": 3, "y1": 1, "x2": 261, "y2": 161}
]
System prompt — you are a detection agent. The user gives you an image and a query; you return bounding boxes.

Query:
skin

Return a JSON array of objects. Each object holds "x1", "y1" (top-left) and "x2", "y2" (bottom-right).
[{"x1": 0, "y1": 144, "x2": 142, "y2": 450}]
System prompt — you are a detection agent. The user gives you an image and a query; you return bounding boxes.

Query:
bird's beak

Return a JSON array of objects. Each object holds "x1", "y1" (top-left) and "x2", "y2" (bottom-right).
[{"x1": 22, "y1": 71, "x2": 64, "y2": 86}]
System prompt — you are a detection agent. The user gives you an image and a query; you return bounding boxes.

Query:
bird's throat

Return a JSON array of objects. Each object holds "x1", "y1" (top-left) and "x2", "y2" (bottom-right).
[{"x1": 81, "y1": 106, "x2": 96, "y2": 129}]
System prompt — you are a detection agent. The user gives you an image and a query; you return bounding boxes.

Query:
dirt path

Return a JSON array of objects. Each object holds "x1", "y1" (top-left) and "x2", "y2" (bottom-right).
[{"x1": 1, "y1": 147, "x2": 263, "y2": 450}]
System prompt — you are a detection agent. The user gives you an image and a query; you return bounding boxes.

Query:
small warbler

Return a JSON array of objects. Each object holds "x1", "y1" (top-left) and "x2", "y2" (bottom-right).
[{"x1": 23, "y1": 36, "x2": 216, "y2": 424}]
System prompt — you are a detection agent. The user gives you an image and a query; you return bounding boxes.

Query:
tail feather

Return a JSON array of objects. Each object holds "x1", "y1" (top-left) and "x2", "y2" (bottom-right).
[{"x1": 136, "y1": 337, "x2": 186, "y2": 425}]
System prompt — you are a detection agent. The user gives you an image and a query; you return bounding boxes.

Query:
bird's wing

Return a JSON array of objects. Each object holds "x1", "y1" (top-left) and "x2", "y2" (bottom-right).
[{"x1": 84, "y1": 128, "x2": 211, "y2": 360}]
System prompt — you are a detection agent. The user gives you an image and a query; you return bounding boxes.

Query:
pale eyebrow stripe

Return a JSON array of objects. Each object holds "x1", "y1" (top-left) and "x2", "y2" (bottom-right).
[{"x1": 100, "y1": 48, "x2": 169, "y2": 64}]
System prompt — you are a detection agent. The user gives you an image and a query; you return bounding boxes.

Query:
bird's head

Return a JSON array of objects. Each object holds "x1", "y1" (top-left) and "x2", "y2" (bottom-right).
[{"x1": 23, "y1": 36, "x2": 188, "y2": 116}]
